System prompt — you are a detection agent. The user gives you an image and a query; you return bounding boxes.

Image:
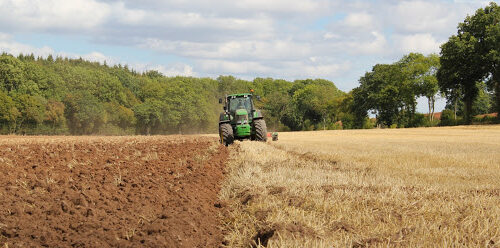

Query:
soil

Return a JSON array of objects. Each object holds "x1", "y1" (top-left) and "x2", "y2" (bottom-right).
[{"x1": 0, "y1": 135, "x2": 228, "y2": 247}]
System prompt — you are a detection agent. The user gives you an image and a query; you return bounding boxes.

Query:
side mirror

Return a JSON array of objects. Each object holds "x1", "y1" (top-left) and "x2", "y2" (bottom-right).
[{"x1": 219, "y1": 98, "x2": 223, "y2": 104}]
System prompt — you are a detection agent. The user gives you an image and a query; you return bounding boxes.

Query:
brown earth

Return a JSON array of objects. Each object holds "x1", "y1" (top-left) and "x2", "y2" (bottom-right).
[{"x1": 0, "y1": 135, "x2": 228, "y2": 247}]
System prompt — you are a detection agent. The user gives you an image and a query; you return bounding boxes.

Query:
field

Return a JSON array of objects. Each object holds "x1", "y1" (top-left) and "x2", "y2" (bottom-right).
[
  {"x1": 0, "y1": 136, "x2": 228, "y2": 247},
  {"x1": 219, "y1": 125, "x2": 500, "y2": 247},
  {"x1": 1, "y1": 126, "x2": 499, "y2": 247}
]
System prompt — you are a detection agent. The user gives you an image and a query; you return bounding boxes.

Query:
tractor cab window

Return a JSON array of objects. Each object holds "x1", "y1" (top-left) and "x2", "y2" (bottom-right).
[{"x1": 229, "y1": 96, "x2": 252, "y2": 113}]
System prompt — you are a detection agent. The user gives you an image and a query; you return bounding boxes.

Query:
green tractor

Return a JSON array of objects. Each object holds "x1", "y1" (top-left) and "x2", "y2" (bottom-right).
[{"x1": 218, "y1": 93, "x2": 267, "y2": 146}]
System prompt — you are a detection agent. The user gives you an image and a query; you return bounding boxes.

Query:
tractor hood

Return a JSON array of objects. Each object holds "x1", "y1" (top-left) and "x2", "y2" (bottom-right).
[{"x1": 235, "y1": 109, "x2": 248, "y2": 116}]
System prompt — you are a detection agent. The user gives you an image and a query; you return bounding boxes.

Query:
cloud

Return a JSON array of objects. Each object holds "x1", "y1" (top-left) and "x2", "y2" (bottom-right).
[
  {"x1": 343, "y1": 12, "x2": 374, "y2": 30},
  {"x1": 142, "y1": 39, "x2": 312, "y2": 61},
  {"x1": 153, "y1": 64, "x2": 195, "y2": 77},
  {"x1": 81, "y1": 52, "x2": 113, "y2": 64},
  {"x1": 103, "y1": 0, "x2": 333, "y2": 16},
  {"x1": 197, "y1": 58, "x2": 351, "y2": 80},
  {"x1": 394, "y1": 33, "x2": 443, "y2": 54},
  {"x1": 232, "y1": 0, "x2": 329, "y2": 14},
  {"x1": 198, "y1": 60, "x2": 270, "y2": 75},
  {"x1": 387, "y1": 0, "x2": 487, "y2": 36},
  {"x1": 324, "y1": 31, "x2": 388, "y2": 55},
  {"x1": 0, "y1": 0, "x2": 110, "y2": 32},
  {"x1": 353, "y1": 31, "x2": 387, "y2": 55},
  {"x1": 293, "y1": 61, "x2": 352, "y2": 78}
]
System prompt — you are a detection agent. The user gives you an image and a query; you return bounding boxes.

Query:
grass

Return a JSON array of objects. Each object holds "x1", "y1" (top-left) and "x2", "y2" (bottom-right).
[{"x1": 218, "y1": 125, "x2": 500, "y2": 247}]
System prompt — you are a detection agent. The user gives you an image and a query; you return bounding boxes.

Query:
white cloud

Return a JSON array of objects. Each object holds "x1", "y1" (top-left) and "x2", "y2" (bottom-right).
[
  {"x1": 142, "y1": 39, "x2": 312, "y2": 61},
  {"x1": 233, "y1": 0, "x2": 327, "y2": 14},
  {"x1": 343, "y1": 12, "x2": 374, "y2": 29},
  {"x1": 0, "y1": 0, "x2": 110, "y2": 31},
  {"x1": 197, "y1": 58, "x2": 351, "y2": 80},
  {"x1": 388, "y1": 0, "x2": 486, "y2": 35},
  {"x1": 198, "y1": 60, "x2": 269, "y2": 75},
  {"x1": 323, "y1": 32, "x2": 339, "y2": 40},
  {"x1": 110, "y1": 0, "x2": 333, "y2": 16},
  {"x1": 81, "y1": 52, "x2": 113, "y2": 64},
  {"x1": 153, "y1": 64, "x2": 195, "y2": 77},
  {"x1": 112, "y1": 2, "x2": 147, "y2": 25},
  {"x1": 326, "y1": 31, "x2": 387, "y2": 55},
  {"x1": 297, "y1": 62, "x2": 352, "y2": 78},
  {"x1": 355, "y1": 31, "x2": 387, "y2": 55},
  {"x1": 394, "y1": 33, "x2": 443, "y2": 54}
]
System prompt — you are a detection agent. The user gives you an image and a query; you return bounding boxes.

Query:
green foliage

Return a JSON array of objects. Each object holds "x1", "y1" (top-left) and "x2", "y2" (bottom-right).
[
  {"x1": 13, "y1": 94, "x2": 46, "y2": 130},
  {"x1": 45, "y1": 100, "x2": 65, "y2": 129},
  {"x1": 0, "y1": 54, "x2": 25, "y2": 92},
  {"x1": 0, "y1": 90, "x2": 19, "y2": 133},
  {"x1": 439, "y1": 2, "x2": 500, "y2": 123},
  {"x1": 445, "y1": 82, "x2": 495, "y2": 116},
  {"x1": 440, "y1": 109, "x2": 461, "y2": 126},
  {"x1": 63, "y1": 92, "x2": 106, "y2": 134},
  {"x1": 352, "y1": 53, "x2": 442, "y2": 128},
  {"x1": 133, "y1": 99, "x2": 165, "y2": 135}
]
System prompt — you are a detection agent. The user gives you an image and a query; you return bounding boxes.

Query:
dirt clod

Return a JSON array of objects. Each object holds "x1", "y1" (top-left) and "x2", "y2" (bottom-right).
[{"x1": 251, "y1": 227, "x2": 276, "y2": 247}]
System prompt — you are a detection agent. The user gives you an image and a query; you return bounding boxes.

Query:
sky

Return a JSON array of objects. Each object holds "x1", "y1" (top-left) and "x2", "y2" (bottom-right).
[{"x1": 0, "y1": 0, "x2": 496, "y2": 112}]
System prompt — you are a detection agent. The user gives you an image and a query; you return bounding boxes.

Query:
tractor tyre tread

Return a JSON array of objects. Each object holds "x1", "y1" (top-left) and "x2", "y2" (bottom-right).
[
  {"x1": 220, "y1": 123, "x2": 234, "y2": 146},
  {"x1": 254, "y1": 119, "x2": 267, "y2": 142}
]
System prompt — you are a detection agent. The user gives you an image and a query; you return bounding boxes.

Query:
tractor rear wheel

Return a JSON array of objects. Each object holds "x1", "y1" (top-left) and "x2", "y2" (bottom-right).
[
  {"x1": 219, "y1": 123, "x2": 234, "y2": 146},
  {"x1": 254, "y1": 119, "x2": 267, "y2": 142}
]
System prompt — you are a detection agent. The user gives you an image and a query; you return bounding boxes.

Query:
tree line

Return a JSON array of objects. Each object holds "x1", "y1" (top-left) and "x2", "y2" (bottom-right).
[
  {"x1": 0, "y1": 53, "x2": 349, "y2": 135},
  {"x1": 0, "y1": 3, "x2": 498, "y2": 135}
]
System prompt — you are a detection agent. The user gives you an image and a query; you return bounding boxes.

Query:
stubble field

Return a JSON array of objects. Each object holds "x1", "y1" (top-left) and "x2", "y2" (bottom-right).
[{"x1": 219, "y1": 125, "x2": 500, "y2": 247}]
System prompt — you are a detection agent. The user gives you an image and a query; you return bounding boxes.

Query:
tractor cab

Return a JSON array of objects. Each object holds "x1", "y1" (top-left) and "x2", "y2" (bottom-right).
[{"x1": 226, "y1": 94, "x2": 254, "y2": 122}]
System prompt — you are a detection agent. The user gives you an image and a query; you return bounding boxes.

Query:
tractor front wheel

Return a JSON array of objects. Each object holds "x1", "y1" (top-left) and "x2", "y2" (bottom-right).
[
  {"x1": 254, "y1": 119, "x2": 267, "y2": 142},
  {"x1": 219, "y1": 123, "x2": 234, "y2": 146}
]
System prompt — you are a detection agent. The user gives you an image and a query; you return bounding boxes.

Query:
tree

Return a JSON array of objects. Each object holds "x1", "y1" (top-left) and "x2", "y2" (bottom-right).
[
  {"x1": 13, "y1": 94, "x2": 46, "y2": 132},
  {"x1": 353, "y1": 63, "x2": 409, "y2": 127},
  {"x1": 438, "y1": 33, "x2": 483, "y2": 124},
  {"x1": 444, "y1": 81, "x2": 493, "y2": 116},
  {"x1": 446, "y1": 2, "x2": 500, "y2": 121},
  {"x1": 262, "y1": 91, "x2": 290, "y2": 131},
  {"x1": 103, "y1": 101, "x2": 136, "y2": 131},
  {"x1": 293, "y1": 84, "x2": 341, "y2": 130},
  {"x1": 45, "y1": 100, "x2": 66, "y2": 130},
  {"x1": 0, "y1": 55, "x2": 25, "y2": 92},
  {"x1": 63, "y1": 92, "x2": 106, "y2": 134},
  {"x1": 400, "y1": 53, "x2": 440, "y2": 121},
  {"x1": 0, "y1": 90, "x2": 19, "y2": 133},
  {"x1": 483, "y1": 3, "x2": 500, "y2": 118},
  {"x1": 133, "y1": 99, "x2": 165, "y2": 135}
]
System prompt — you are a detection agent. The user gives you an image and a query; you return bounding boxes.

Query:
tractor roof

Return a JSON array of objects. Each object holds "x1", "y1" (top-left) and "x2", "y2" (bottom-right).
[{"x1": 227, "y1": 93, "x2": 252, "y2": 97}]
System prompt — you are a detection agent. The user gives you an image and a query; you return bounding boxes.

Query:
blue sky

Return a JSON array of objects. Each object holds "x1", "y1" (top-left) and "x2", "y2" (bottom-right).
[{"x1": 0, "y1": 0, "x2": 495, "y2": 112}]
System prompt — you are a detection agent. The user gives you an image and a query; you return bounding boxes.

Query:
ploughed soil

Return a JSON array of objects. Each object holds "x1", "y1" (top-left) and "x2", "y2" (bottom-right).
[{"x1": 0, "y1": 135, "x2": 228, "y2": 247}]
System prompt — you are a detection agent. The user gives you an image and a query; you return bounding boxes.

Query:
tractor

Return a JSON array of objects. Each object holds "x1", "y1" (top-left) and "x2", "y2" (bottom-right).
[{"x1": 218, "y1": 93, "x2": 267, "y2": 146}]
